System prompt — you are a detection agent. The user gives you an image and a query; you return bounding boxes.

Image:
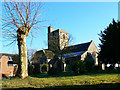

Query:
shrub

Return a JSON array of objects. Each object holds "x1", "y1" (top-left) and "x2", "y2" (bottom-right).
[
  {"x1": 32, "y1": 64, "x2": 40, "y2": 74},
  {"x1": 48, "y1": 67, "x2": 59, "y2": 75},
  {"x1": 69, "y1": 60, "x2": 86, "y2": 74},
  {"x1": 28, "y1": 64, "x2": 33, "y2": 75},
  {"x1": 84, "y1": 58, "x2": 95, "y2": 72}
]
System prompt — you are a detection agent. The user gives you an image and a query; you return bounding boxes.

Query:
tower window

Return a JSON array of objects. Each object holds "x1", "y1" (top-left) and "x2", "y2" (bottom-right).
[{"x1": 63, "y1": 34, "x2": 65, "y2": 39}]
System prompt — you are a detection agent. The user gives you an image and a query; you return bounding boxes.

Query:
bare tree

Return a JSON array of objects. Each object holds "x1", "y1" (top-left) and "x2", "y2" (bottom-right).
[
  {"x1": 27, "y1": 49, "x2": 36, "y2": 63},
  {"x1": 1, "y1": 0, "x2": 45, "y2": 79}
]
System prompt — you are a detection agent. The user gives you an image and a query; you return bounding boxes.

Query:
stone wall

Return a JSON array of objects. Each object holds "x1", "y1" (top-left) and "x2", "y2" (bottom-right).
[
  {"x1": 87, "y1": 41, "x2": 99, "y2": 66},
  {"x1": 48, "y1": 27, "x2": 69, "y2": 51}
]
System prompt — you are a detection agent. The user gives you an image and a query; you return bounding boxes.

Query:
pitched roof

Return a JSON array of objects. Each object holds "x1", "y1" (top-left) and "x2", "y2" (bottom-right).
[
  {"x1": 35, "y1": 49, "x2": 55, "y2": 59},
  {"x1": 60, "y1": 51, "x2": 85, "y2": 58},
  {"x1": 0, "y1": 53, "x2": 17, "y2": 56},
  {"x1": 0, "y1": 53, "x2": 18, "y2": 63},
  {"x1": 63, "y1": 41, "x2": 92, "y2": 54},
  {"x1": 0, "y1": 55, "x2": 13, "y2": 62},
  {"x1": 43, "y1": 49, "x2": 55, "y2": 59}
]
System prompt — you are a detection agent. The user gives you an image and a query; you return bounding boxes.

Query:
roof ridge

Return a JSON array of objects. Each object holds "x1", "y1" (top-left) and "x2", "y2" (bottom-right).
[
  {"x1": 63, "y1": 41, "x2": 92, "y2": 53},
  {"x1": 68, "y1": 41, "x2": 91, "y2": 47},
  {"x1": 0, "y1": 53, "x2": 18, "y2": 55}
]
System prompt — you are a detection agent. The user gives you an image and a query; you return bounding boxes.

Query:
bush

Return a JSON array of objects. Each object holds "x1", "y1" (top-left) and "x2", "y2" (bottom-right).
[
  {"x1": 28, "y1": 64, "x2": 33, "y2": 75},
  {"x1": 69, "y1": 60, "x2": 86, "y2": 74},
  {"x1": 68, "y1": 58, "x2": 95, "y2": 74},
  {"x1": 32, "y1": 64, "x2": 40, "y2": 74},
  {"x1": 48, "y1": 67, "x2": 59, "y2": 75},
  {"x1": 84, "y1": 58, "x2": 95, "y2": 72}
]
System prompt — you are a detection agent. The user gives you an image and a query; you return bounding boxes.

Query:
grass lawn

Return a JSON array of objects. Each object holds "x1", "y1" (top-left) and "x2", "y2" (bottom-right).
[{"x1": 2, "y1": 72, "x2": 120, "y2": 89}]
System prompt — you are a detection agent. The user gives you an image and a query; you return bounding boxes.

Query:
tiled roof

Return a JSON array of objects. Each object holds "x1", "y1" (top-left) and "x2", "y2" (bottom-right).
[
  {"x1": 35, "y1": 49, "x2": 55, "y2": 59},
  {"x1": 60, "y1": 51, "x2": 85, "y2": 58},
  {"x1": 63, "y1": 41, "x2": 92, "y2": 54},
  {"x1": 0, "y1": 53, "x2": 14, "y2": 61},
  {"x1": 43, "y1": 50, "x2": 55, "y2": 59},
  {"x1": 0, "y1": 53, "x2": 18, "y2": 63},
  {"x1": 0, "y1": 54, "x2": 13, "y2": 61}
]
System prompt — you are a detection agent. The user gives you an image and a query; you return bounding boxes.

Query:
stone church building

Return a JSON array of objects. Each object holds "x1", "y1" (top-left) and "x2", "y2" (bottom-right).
[{"x1": 32, "y1": 26, "x2": 99, "y2": 73}]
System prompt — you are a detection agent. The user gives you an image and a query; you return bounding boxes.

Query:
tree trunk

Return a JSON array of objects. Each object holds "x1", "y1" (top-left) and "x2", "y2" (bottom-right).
[{"x1": 17, "y1": 32, "x2": 28, "y2": 79}]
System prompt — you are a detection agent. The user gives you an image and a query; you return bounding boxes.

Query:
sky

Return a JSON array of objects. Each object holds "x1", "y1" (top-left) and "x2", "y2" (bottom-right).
[{"x1": 1, "y1": 2, "x2": 118, "y2": 54}]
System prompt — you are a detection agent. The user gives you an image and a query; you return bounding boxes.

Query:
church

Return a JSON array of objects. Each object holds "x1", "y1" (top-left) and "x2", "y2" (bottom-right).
[{"x1": 32, "y1": 26, "x2": 99, "y2": 73}]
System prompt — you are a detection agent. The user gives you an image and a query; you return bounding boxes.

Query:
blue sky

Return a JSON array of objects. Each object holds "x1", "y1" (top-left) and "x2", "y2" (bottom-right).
[{"x1": 1, "y1": 2, "x2": 118, "y2": 54}]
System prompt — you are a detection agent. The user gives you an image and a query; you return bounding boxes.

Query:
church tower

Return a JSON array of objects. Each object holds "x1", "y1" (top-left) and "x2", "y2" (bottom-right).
[{"x1": 48, "y1": 26, "x2": 69, "y2": 52}]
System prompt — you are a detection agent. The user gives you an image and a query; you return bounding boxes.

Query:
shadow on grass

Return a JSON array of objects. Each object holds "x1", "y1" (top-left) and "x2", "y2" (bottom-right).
[
  {"x1": 2, "y1": 83, "x2": 120, "y2": 90},
  {"x1": 29, "y1": 72, "x2": 78, "y2": 78},
  {"x1": 29, "y1": 70, "x2": 120, "y2": 78}
]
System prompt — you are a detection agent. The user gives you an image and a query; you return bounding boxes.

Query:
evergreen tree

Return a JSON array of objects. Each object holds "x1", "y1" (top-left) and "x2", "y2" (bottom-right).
[{"x1": 98, "y1": 19, "x2": 120, "y2": 65}]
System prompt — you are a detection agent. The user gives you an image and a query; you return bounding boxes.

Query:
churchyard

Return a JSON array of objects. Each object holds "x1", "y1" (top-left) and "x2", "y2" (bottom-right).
[{"x1": 2, "y1": 71, "x2": 120, "y2": 89}]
